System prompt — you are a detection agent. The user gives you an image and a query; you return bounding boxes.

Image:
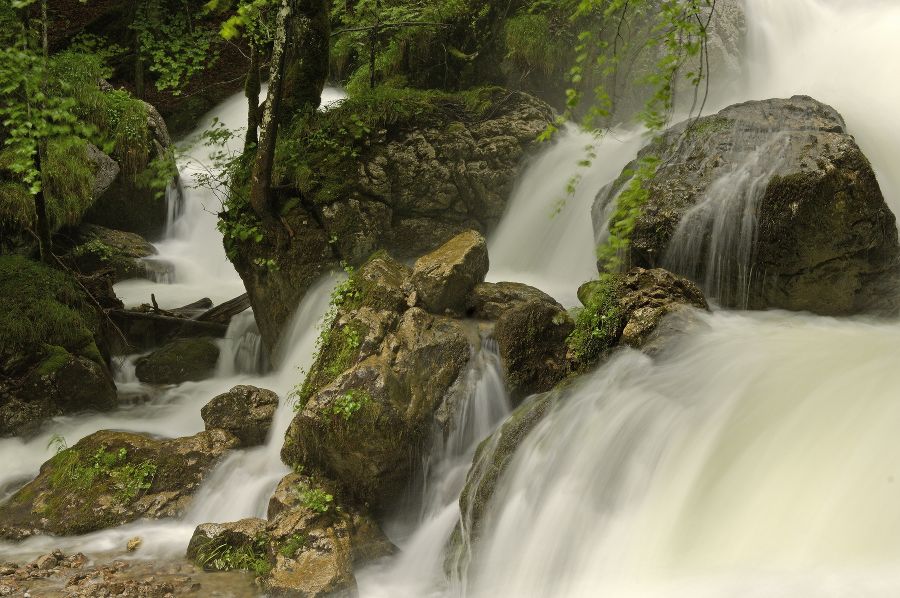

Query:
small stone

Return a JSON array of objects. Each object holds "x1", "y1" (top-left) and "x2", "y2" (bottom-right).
[
  {"x1": 126, "y1": 536, "x2": 143, "y2": 552},
  {"x1": 33, "y1": 554, "x2": 58, "y2": 570}
]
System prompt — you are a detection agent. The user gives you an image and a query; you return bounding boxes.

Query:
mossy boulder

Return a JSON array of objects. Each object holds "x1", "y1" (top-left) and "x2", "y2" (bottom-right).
[
  {"x1": 282, "y1": 253, "x2": 472, "y2": 510},
  {"x1": 134, "y1": 338, "x2": 220, "y2": 385},
  {"x1": 411, "y1": 230, "x2": 489, "y2": 315},
  {"x1": 0, "y1": 256, "x2": 115, "y2": 437},
  {"x1": 66, "y1": 224, "x2": 157, "y2": 282},
  {"x1": 594, "y1": 96, "x2": 900, "y2": 315},
  {"x1": 569, "y1": 268, "x2": 709, "y2": 367},
  {"x1": 187, "y1": 473, "x2": 393, "y2": 597},
  {"x1": 0, "y1": 429, "x2": 239, "y2": 539},
  {"x1": 466, "y1": 281, "x2": 560, "y2": 320},
  {"x1": 201, "y1": 385, "x2": 279, "y2": 448},
  {"x1": 228, "y1": 87, "x2": 554, "y2": 350},
  {"x1": 493, "y1": 298, "x2": 574, "y2": 403}
]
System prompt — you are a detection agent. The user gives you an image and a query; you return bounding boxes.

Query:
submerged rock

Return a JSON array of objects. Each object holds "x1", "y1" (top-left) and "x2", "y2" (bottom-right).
[
  {"x1": 230, "y1": 88, "x2": 554, "y2": 349},
  {"x1": 0, "y1": 429, "x2": 238, "y2": 538},
  {"x1": 594, "y1": 96, "x2": 900, "y2": 315},
  {"x1": 134, "y1": 337, "x2": 220, "y2": 385},
  {"x1": 411, "y1": 230, "x2": 490, "y2": 315},
  {"x1": 201, "y1": 385, "x2": 279, "y2": 447}
]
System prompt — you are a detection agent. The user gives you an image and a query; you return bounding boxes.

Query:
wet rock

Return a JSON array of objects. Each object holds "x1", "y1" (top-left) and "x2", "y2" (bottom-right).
[
  {"x1": 493, "y1": 298, "x2": 574, "y2": 403},
  {"x1": 411, "y1": 230, "x2": 490, "y2": 315},
  {"x1": 67, "y1": 224, "x2": 157, "y2": 282},
  {"x1": 135, "y1": 338, "x2": 220, "y2": 385},
  {"x1": 231, "y1": 89, "x2": 553, "y2": 350},
  {"x1": 126, "y1": 537, "x2": 143, "y2": 552},
  {"x1": 594, "y1": 96, "x2": 900, "y2": 315},
  {"x1": 282, "y1": 253, "x2": 472, "y2": 510},
  {"x1": 201, "y1": 385, "x2": 279, "y2": 447},
  {"x1": 86, "y1": 143, "x2": 120, "y2": 200},
  {"x1": 0, "y1": 429, "x2": 238, "y2": 538},
  {"x1": 466, "y1": 281, "x2": 560, "y2": 320},
  {"x1": 570, "y1": 268, "x2": 709, "y2": 366},
  {"x1": 187, "y1": 473, "x2": 393, "y2": 597}
]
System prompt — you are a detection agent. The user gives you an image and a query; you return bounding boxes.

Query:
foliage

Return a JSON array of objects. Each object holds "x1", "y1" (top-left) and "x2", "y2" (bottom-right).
[
  {"x1": 0, "y1": 255, "x2": 98, "y2": 360},
  {"x1": 73, "y1": 238, "x2": 115, "y2": 262},
  {"x1": 278, "y1": 533, "x2": 307, "y2": 557},
  {"x1": 503, "y1": 13, "x2": 571, "y2": 77},
  {"x1": 49, "y1": 445, "x2": 157, "y2": 502},
  {"x1": 328, "y1": 389, "x2": 371, "y2": 421},
  {"x1": 131, "y1": 0, "x2": 220, "y2": 95},
  {"x1": 196, "y1": 534, "x2": 272, "y2": 575},
  {"x1": 566, "y1": 274, "x2": 624, "y2": 364},
  {"x1": 297, "y1": 485, "x2": 334, "y2": 514}
]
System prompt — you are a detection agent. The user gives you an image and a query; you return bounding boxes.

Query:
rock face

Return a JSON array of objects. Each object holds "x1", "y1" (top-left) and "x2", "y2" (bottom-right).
[
  {"x1": 594, "y1": 96, "x2": 900, "y2": 315},
  {"x1": 0, "y1": 429, "x2": 238, "y2": 538},
  {"x1": 201, "y1": 385, "x2": 279, "y2": 447},
  {"x1": 83, "y1": 101, "x2": 178, "y2": 240},
  {"x1": 231, "y1": 89, "x2": 554, "y2": 349},
  {"x1": 411, "y1": 230, "x2": 490, "y2": 315},
  {"x1": 282, "y1": 251, "x2": 473, "y2": 510},
  {"x1": 68, "y1": 224, "x2": 158, "y2": 282},
  {"x1": 0, "y1": 255, "x2": 117, "y2": 437},
  {"x1": 135, "y1": 338, "x2": 220, "y2": 385},
  {"x1": 187, "y1": 473, "x2": 393, "y2": 597}
]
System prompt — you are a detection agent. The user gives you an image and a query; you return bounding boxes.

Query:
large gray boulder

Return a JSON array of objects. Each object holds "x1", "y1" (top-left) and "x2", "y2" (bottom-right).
[
  {"x1": 411, "y1": 230, "x2": 489, "y2": 315},
  {"x1": 594, "y1": 96, "x2": 900, "y2": 315}
]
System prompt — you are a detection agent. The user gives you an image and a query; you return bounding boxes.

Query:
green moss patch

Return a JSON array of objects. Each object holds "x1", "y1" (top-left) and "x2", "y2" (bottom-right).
[{"x1": 567, "y1": 274, "x2": 625, "y2": 365}]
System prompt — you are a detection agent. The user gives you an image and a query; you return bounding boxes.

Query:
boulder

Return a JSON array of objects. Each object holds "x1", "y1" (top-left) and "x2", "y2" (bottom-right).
[
  {"x1": 493, "y1": 298, "x2": 574, "y2": 403},
  {"x1": 86, "y1": 143, "x2": 120, "y2": 200},
  {"x1": 187, "y1": 473, "x2": 393, "y2": 597},
  {"x1": 134, "y1": 338, "x2": 220, "y2": 385},
  {"x1": 68, "y1": 224, "x2": 157, "y2": 282},
  {"x1": 570, "y1": 268, "x2": 709, "y2": 366},
  {"x1": 230, "y1": 88, "x2": 554, "y2": 350},
  {"x1": 0, "y1": 255, "x2": 116, "y2": 437},
  {"x1": 411, "y1": 230, "x2": 490, "y2": 315},
  {"x1": 594, "y1": 96, "x2": 900, "y2": 315},
  {"x1": 201, "y1": 385, "x2": 279, "y2": 447},
  {"x1": 282, "y1": 253, "x2": 472, "y2": 510},
  {"x1": 466, "y1": 281, "x2": 560, "y2": 320},
  {"x1": 0, "y1": 429, "x2": 239, "y2": 538}
]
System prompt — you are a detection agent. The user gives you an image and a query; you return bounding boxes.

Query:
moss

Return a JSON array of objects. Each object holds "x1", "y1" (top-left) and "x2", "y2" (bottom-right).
[
  {"x1": 104, "y1": 90, "x2": 150, "y2": 178},
  {"x1": 567, "y1": 274, "x2": 625, "y2": 365},
  {"x1": 0, "y1": 255, "x2": 99, "y2": 366},
  {"x1": 272, "y1": 86, "x2": 507, "y2": 207},
  {"x1": 295, "y1": 320, "x2": 366, "y2": 409},
  {"x1": 34, "y1": 345, "x2": 72, "y2": 377},
  {"x1": 504, "y1": 13, "x2": 570, "y2": 76}
]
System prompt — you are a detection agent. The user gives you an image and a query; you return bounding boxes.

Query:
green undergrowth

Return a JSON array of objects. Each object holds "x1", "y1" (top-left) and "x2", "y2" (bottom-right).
[
  {"x1": 273, "y1": 86, "x2": 505, "y2": 205},
  {"x1": 48, "y1": 444, "x2": 156, "y2": 502},
  {"x1": 278, "y1": 534, "x2": 308, "y2": 558},
  {"x1": 567, "y1": 274, "x2": 625, "y2": 365},
  {"x1": 0, "y1": 255, "x2": 101, "y2": 367},
  {"x1": 196, "y1": 534, "x2": 272, "y2": 576}
]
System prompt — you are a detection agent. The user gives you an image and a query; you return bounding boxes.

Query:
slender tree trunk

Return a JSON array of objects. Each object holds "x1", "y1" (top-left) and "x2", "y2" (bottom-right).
[
  {"x1": 245, "y1": 42, "x2": 261, "y2": 150},
  {"x1": 248, "y1": 0, "x2": 295, "y2": 225},
  {"x1": 33, "y1": 144, "x2": 53, "y2": 263}
]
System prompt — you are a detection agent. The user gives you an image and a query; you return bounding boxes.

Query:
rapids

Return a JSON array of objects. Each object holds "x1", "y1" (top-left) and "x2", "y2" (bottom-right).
[{"x1": 4, "y1": 1, "x2": 900, "y2": 597}]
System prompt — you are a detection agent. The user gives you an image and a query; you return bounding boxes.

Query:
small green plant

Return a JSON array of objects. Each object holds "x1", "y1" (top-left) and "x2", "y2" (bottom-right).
[
  {"x1": 567, "y1": 274, "x2": 624, "y2": 365},
  {"x1": 196, "y1": 534, "x2": 271, "y2": 576},
  {"x1": 47, "y1": 433, "x2": 68, "y2": 454},
  {"x1": 73, "y1": 238, "x2": 115, "y2": 262},
  {"x1": 328, "y1": 389, "x2": 370, "y2": 421},
  {"x1": 297, "y1": 485, "x2": 333, "y2": 514},
  {"x1": 49, "y1": 444, "x2": 157, "y2": 502},
  {"x1": 278, "y1": 534, "x2": 308, "y2": 558}
]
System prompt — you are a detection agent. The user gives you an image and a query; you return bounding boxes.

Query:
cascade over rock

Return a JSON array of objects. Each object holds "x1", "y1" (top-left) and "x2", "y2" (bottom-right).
[
  {"x1": 0, "y1": 429, "x2": 239, "y2": 539},
  {"x1": 230, "y1": 89, "x2": 554, "y2": 350},
  {"x1": 594, "y1": 96, "x2": 900, "y2": 315}
]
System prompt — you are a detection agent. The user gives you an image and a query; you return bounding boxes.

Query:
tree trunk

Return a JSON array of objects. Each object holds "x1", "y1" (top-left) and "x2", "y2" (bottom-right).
[
  {"x1": 248, "y1": 0, "x2": 294, "y2": 225},
  {"x1": 34, "y1": 144, "x2": 53, "y2": 263},
  {"x1": 245, "y1": 41, "x2": 261, "y2": 150},
  {"x1": 279, "y1": 0, "x2": 330, "y2": 126}
]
